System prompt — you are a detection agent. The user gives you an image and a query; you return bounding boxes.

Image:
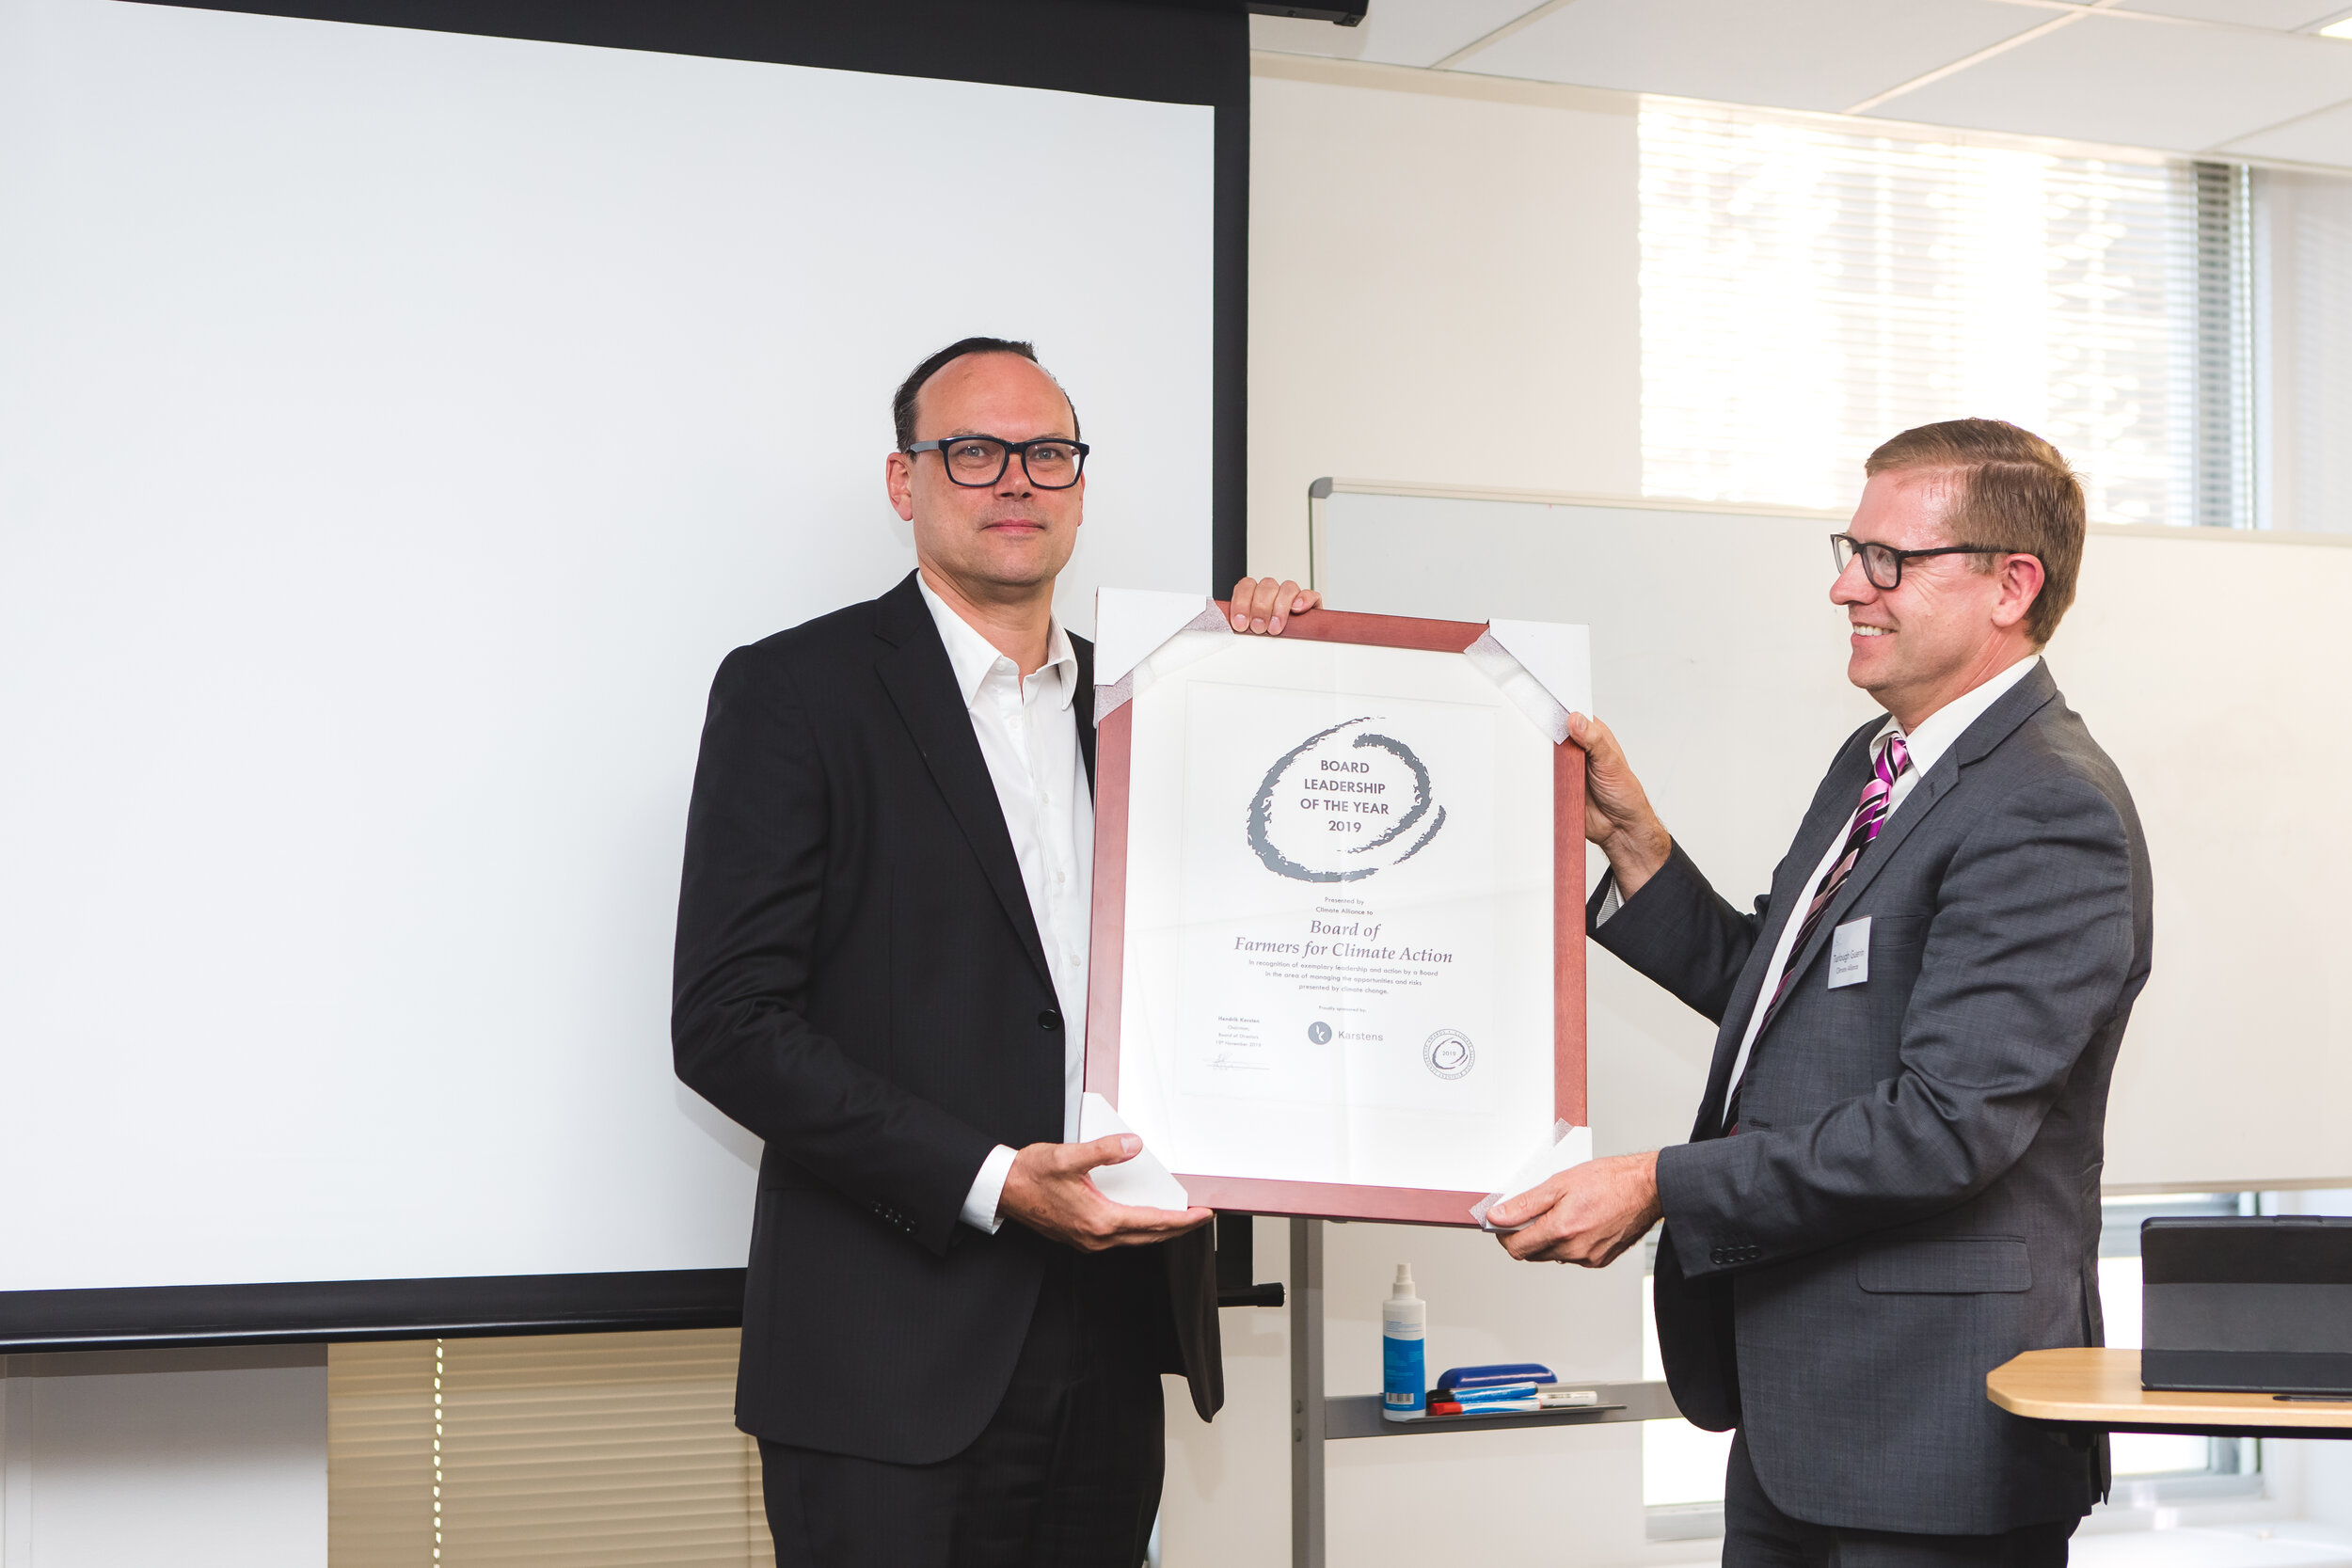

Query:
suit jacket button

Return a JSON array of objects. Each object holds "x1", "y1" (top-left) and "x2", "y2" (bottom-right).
[
  {"x1": 1039, "y1": 1008, "x2": 1062, "y2": 1031},
  {"x1": 1710, "y1": 1248, "x2": 1727, "y2": 1265}
]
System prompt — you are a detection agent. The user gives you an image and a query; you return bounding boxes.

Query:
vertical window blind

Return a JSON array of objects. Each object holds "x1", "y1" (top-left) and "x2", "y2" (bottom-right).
[
  {"x1": 328, "y1": 1330, "x2": 773, "y2": 1567},
  {"x1": 1637, "y1": 99, "x2": 2240, "y2": 527}
]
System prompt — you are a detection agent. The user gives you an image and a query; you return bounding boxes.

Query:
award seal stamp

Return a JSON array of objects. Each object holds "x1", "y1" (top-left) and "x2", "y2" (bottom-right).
[{"x1": 1422, "y1": 1028, "x2": 1474, "y2": 1081}]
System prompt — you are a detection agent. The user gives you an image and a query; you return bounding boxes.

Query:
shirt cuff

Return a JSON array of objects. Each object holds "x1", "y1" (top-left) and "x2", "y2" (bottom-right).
[
  {"x1": 1593, "y1": 869, "x2": 1624, "y2": 927},
  {"x1": 960, "y1": 1144, "x2": 1018, "y2": 1234}
]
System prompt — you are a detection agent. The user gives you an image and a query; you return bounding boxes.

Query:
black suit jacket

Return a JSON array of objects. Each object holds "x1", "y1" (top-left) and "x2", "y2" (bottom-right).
[
  {"x1": 672, "y1": 570, "x2": 1221, "y2": 1464},
  {"x1": 1596, "y1": 663, "x2": 2152, "y2": 1534}
]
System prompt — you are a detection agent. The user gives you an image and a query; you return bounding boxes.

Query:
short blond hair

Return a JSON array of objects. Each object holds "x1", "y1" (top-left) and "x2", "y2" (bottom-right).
[{"x1": 1865, "y1": 419, "x2": 2084, "y2": 646}]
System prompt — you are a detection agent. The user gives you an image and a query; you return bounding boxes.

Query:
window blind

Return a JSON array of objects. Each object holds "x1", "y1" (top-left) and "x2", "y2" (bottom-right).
[
  {"x1": 2260, "y1": 167, "x2": 2352, "y2": 533},
  {"x1": 328, "y1": 1339, "x2": 437, "y2": 1566},
  {"x1": 328, "y1": 1330, "x2": 773, "y2": 1567},
  {"x1": 1637, "y1": 99, "x2": 2224, "y2": 526}
]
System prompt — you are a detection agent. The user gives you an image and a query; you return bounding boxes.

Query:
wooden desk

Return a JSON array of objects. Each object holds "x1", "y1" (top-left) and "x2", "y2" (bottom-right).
[{"x1": 1988, "y1": 1349, "x2": 2352, "y2": 1440}]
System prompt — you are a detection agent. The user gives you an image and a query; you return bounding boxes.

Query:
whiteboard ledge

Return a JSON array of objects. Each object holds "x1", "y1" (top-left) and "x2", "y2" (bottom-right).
[
  {"x1": 1314, "y1": 479, "x2": 1847, "y2": 521},
  {"x1": 2102, "y1": 1175, "x2": 2352, "y2": 1196},
  {"x1": 1316, "y1": 480, "x2": 2352, "y2": 547}
]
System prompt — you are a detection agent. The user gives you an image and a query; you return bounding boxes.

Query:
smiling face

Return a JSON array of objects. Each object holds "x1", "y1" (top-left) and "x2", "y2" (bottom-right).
[
  {"x1": 885, "y1": 351, "x2": 1083, "y2": 605},
  {"x1": 1834, "y1": 467, "x2": 2043, "y2": 730}
]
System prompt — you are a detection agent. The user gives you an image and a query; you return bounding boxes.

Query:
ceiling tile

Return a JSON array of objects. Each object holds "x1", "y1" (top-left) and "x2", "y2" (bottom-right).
[
  {"x1": 2119, "y1": 0, "x2": 2350, "y2": 30},
  {"x1": 1249, "y1": 1, "x2": 1544, "y2": 70},
  {"x1": 1453, "y1": 0, "x2": 2046, "y2": 114},
  {"x1": 1874, "y1": 12, "x2": 2352, "y2": 152},
  {"x1": 2218, "y1": 95, "x2": 2352, "y2": 164}
]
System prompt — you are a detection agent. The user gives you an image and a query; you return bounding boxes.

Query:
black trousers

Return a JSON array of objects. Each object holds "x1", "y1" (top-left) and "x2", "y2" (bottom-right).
[
  {"x1": 1724, "y1": 1432, "x2": 2077, "y2": 1568},
  {"x1": 757, "y1": 1250, "x2": 1167, "y2": 1568}
]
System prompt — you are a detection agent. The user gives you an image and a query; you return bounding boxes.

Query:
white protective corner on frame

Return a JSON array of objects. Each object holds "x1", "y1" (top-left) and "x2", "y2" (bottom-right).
[
  {"x1": 1470, "y1": 1121, "x2": 1595, "y2": 1230},
  {"x1": 1093, "y1": 586, "x2": 1232, "y2": 721},
  {"x1": 1077, "y1": 1092, "x2": 1194, "y2": 1211},
  {"x1": 1462, "y1": 621, "x2": 1593, "y2": 745}
]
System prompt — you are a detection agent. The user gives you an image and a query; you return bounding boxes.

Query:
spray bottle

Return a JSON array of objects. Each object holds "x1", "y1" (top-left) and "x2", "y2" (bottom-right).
[{"x1": 1381, "y1": 1264, "x2": 1426, "y2": 1422}]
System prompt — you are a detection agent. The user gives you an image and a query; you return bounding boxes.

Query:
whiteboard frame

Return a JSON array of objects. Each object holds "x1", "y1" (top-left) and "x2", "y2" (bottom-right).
[{"x1": 1307, "y1": 477, "x2": 2352, "y2": 1196}]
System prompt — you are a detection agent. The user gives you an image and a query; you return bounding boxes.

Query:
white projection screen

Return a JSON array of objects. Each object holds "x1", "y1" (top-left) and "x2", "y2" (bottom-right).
[{"x1": 0, "y1": 0, "x2": 1244, "y2": 1342}]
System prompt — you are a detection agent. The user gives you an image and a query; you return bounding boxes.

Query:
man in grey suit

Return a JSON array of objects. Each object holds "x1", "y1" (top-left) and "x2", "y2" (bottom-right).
[{"x1": 1487, "y1": 419, "x2": 2152, "y2": 1565}]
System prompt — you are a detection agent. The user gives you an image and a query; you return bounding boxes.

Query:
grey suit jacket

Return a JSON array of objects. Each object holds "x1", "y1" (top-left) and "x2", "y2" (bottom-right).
[{"x1": 1594, "y1": 660, "x2": 2152, "y2": 1535}]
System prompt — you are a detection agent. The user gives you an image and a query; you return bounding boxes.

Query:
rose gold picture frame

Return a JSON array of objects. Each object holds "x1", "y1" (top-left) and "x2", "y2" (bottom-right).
[{"x1": 1084, "y1": 603, "x2": 1586, "y2": 1226}]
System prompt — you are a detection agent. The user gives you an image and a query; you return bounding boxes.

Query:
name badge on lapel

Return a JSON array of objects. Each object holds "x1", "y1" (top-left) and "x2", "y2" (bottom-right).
[{"x1": 1828, "y1": 917, "x2": 1871, "y2": 989}]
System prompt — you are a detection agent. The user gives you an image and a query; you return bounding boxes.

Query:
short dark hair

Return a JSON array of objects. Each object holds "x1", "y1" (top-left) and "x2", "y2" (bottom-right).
[
  {"x1": 1865, "y1": 418, "x2": 2085, "y2": 646},
  {"x1": 890, "y1": 337, "x2": 1079, "y2": 451}
]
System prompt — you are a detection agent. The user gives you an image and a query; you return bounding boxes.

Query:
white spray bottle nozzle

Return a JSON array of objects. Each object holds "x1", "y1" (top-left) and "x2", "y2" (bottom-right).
[{"x1": 1392, "y1": 1264, "x2": 1415, "y2": 1297}]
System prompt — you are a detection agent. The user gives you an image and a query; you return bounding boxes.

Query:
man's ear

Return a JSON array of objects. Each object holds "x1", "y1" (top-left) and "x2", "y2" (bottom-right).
[
  {"x1": 884, "y1": 451, "x2": 916, "y2": 523},
  {"x1": 1991, "y1": 552, "x2": 2045, "y2": 632}
]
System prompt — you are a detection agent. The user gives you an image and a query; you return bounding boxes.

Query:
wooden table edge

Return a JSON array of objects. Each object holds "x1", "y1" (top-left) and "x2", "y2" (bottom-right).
[{"x1": 1987, "y1": 1348, "x2": 2352, "y2": 1432}]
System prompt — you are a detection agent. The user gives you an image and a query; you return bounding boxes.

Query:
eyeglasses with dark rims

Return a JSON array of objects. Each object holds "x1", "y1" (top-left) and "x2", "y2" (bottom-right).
[
  {"x1": 903, "y1": 434, "x2": 1089, "y2": 490},
  {"x1": 1830, "y1": 532, "x2": 2032, "y2": 590}
]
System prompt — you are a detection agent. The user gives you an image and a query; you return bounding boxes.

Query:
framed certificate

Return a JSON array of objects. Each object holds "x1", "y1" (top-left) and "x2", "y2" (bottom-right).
[{"x1": 1085, "y1": 596, "x2": 1589, "y2": 1226}]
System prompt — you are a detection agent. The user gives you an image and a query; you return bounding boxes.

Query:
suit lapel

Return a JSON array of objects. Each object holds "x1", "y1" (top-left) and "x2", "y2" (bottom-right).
[
  {"x1": 870, "y1": 573, "x2": 1056, "y2": 993},
  {"x1": 1686, "y1": 726, "x2": 1878, "y2": 1138},
  {"x1": 1756, "y1": 663, "x2": 2060, "y2": 1043},
  {"x1": 1073, "y1": 634, "x2": 1096, "y2": 796}
]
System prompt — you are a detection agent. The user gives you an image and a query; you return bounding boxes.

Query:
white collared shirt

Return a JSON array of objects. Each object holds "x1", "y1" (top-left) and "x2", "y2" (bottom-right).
[
  {"x1": 916, "y1": 574, "x2": 1094, "y2": 1233},
  {"x1": 1705, "y1": 654, "x2": 2043, "y2": 1118}
]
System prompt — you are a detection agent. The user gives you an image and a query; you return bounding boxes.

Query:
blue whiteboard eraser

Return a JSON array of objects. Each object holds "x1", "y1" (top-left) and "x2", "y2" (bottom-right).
[{"x1": 1436, "y1": 1362, "x2": 1556, "y2": 1392}]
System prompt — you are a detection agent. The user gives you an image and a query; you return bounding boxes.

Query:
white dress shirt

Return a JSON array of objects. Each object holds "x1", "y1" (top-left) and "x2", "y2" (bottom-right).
[{"x1": 915, "y1": 575, "x2": 1094, "y2": 1234}]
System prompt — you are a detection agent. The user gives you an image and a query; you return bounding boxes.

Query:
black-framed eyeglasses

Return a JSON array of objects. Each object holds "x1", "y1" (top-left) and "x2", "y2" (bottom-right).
[
  {"x1": 904, "y1": 434, "x2": 1089, "y2": 490},
  {"x1": 1831, "y1": 533, "x2": 2026, "y2": 589}
]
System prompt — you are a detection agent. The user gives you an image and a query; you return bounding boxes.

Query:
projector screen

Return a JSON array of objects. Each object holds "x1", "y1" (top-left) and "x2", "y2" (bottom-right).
[{"x1": 0, "y1": 0, "x2": 1242, "y2": 1343}]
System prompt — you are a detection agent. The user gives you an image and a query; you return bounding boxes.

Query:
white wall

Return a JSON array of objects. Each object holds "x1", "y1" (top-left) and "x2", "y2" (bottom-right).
[
  {"x1": 0, "y1": 1350, "x2": 326, "y2": 1568},
  {"x1": 1246, "y1": 55, "x2": 1644, "y2": 586}
]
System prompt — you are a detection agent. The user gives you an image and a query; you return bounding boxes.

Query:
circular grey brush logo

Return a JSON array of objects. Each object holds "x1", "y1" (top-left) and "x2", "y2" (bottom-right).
[
  {"x1": 1308, "y1": 1021, "x2": 1333, "y2": 1044},
  {"x1": 1246, "y1": 716, "x2": 1447, "y2": 883},
  {"x1": 1422, "y1": 1029, "x2": 1474, "y2": 1080}
]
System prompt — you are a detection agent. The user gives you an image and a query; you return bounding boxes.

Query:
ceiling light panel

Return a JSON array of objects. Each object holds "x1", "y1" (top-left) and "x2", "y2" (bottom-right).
[
  {"x1": 2122, "y1": 0, "x2": 2351, "y2": 29},
  {"x1": 1459, "y1": 0, "x2": 2045, "y2": 115},
  {"x1": 2218, "y1": 95, "x2": 2352, "y2": 162},
  {"x1": 1875, "y1": 13, "x2": 2352, "y2": 153}
]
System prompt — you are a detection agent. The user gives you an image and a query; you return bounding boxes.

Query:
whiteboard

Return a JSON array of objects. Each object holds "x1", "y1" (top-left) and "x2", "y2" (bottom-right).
[
  {"x1": 1311, "y1": 482, "x2": 2352, "y2": 1191},
  {"x1": 0, "y1": 0, "x2": 1215, "y2": 1296}
]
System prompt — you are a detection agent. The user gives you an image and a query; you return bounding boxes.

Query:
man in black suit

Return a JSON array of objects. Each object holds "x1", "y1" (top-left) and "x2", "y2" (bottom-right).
[
  {"x1": 672, "y1": 336, "x2": 1320, "y2": 1567},
  {"x1": 1488, "y1": 420, "x2": 2152, "y2": 1564}
]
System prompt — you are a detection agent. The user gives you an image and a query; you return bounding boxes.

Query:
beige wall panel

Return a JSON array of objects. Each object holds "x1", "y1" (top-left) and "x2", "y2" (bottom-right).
[{"x1": 1247, "y1": 57, "x2": 1644, "y2": 586}]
